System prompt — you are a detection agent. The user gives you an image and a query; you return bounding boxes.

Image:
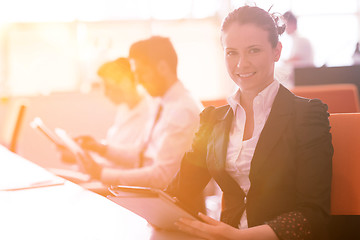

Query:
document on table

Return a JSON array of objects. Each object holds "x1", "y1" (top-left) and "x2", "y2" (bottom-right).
[{"x1": 0, "y1": 145, "x2": 65, "y2": 191}]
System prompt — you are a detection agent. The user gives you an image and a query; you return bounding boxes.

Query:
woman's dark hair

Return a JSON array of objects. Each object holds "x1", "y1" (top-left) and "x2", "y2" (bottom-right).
[
  {"x1": 97, "y1": 57, "x2": 134, "y2": 84},
  {"x1": 221, "y1": 5, "x2": 286, "y2": 48}
]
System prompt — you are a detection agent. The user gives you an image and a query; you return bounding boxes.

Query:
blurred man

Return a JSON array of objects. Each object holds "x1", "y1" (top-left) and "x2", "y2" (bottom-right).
[
  {"x1": 79, "y1": 36, "x2": 203, "y2": 190},
  {"x1": 276, "y1": 11, "x2": 314, "y2": 88},
  {"x1": 283, "y1": 11, "x2": 314, "y2": 68}
]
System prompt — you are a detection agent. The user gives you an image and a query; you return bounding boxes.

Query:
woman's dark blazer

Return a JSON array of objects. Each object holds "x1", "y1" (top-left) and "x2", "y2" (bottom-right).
[{"x1": 166, "y1": 85, "x2": 333, "y2": 239}]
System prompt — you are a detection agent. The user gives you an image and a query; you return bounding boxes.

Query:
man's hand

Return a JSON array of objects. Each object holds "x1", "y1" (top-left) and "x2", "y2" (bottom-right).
[
  {"x1": 76, "y1": 151, "x2": 102, "y2": 180},
  {"x1": 57, "y1": 144, "x2": 77, "y2": 164}
]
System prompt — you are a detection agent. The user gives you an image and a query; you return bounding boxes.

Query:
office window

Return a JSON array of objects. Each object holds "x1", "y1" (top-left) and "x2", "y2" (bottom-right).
[
  {"x1": 292, "y1": 0, "x2": 357, "y2": 15},
  {"x1": 6, "y1": 23, "x2": 79, "y2": 96},
  {"x1": 241, "y1": 0, "x2": 359, "y2": 67},
  {"x1": 231, "y1": 0, "x2": 291, "y2": 13},
  {"x1": 289, "y1": 0, "x2": 358, "y2": 66},
  {"x1": 300, "y1": 15, "x2": 358, "y2": 66},
  {"x1": 0, "y1": 0, "x2": 222, "y2": 22},
  {"x1": 0, "y1": 0, "x2": 360, "y2": 97}
]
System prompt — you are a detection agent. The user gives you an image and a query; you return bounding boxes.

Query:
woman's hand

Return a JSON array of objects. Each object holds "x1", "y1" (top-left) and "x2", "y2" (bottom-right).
[
  {"x1": 175, "y1": 213, "x2": 240, "y2": 240},
  {"x1": 75, "y1": 135, "x2": 106, "y2": 155},
  {"x1": 75, "y1": 135, "x2": 97, "y2": 149},
  {"x1": 175, "y1": 213, "x2": 279, "y2": 240}
]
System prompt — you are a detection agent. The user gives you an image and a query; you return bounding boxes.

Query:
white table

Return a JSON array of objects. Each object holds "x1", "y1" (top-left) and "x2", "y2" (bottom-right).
[{"x1": 0, "y1": 146, "x2": 199, "y2": 240}]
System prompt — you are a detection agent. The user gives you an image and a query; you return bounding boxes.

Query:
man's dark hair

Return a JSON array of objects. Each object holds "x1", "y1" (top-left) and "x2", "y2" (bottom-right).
[
  {"x1": 283, "y1": 11, "x2": 297, "y2": 26},
  {"x1": 129, "y1": 36, "x2": 178, "y2": 74}
]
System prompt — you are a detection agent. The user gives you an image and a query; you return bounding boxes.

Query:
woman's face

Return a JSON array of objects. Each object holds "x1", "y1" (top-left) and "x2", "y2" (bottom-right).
[
  {"x1": 103, "y1": 77, "x2": 135, "y2": 105},
  {"x1": 221, "y1": 23, "x2": 282, "y2": 94}
]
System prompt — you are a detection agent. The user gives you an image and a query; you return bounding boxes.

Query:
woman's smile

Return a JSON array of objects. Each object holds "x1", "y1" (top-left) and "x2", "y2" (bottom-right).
[{"x1": 238, "y1": 72, "x2": 256, "y2": 78}]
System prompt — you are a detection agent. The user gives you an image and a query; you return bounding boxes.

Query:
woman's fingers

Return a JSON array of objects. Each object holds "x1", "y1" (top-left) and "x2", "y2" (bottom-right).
[
  {"x1": 175, "y1": 215, "x2": 238, "y2": 240},
  {"x1": 74, "y1": 135, "x2": 97, "y2": 149},
  {"x1": 175, "y1": 218, "x2": 212, "y2": 239},
  {"x1": 198, "y1": 212, "x2": 220, "y2": 226}
]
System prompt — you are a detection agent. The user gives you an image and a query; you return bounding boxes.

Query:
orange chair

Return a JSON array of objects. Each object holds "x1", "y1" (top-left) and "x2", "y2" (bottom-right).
[
  {"x1": 201, "y1": 99, "x2": 227, "y2": 108},
  {"x1": 291, "y1": 84, "x2": 360, "y2": 113},
  {"x1": 0, "y1": 98, "x2": 27, "y2": 153},
  {"x1": 329, "y1": 113, "x2": 360, "y2": 215},
  {"x1": 329, "y1": 113, "x2": 360, "y2": 239}
]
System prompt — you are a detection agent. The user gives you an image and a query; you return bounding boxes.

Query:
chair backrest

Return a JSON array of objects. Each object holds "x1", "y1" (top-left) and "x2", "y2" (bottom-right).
[
  {"x1": 294, "y1": 65, "x2": 360, "y2": 97},
  {"x1": 0, "y1": 99, "x2": 27, "y2": 153},
  {"x1": 291, "y1": 84, "x2": 360, "y2": 113},
  {"x1": 201, "y1": 99, "x2": 227, "y2": 108},
  {"x1": 329, "y1": 113, "x2": 360, "y2": 215}
]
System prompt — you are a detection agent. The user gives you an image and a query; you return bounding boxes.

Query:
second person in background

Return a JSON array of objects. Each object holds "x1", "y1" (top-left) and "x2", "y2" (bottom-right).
[
  {"x1": 78, "y1": 36, "x2": 204, "y2": 190},
  {"x1": 74, "y1": 57, "x2": 158, "y2": 168}
]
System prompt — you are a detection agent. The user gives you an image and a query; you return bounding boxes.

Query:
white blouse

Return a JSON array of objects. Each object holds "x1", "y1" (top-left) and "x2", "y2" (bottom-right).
[
  {"x1": 105, "y1": 93, "x2": 159, "y2": 166},
  {"x1": 226, "y1": 80, "x2": 280, "y2": 229}
]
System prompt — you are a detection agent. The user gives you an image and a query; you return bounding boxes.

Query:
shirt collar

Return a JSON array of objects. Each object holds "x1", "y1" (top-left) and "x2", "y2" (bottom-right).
[
  {"x1": 227, "y1": 89, "x2": 241, "y2": 113},
  {"x1": 161, "y1": 81, "x2": 183, "y2": 103},
  {"x1": 118, "y1": 93, "x2": 152, "y2": 119},
  {"x1": 227, "y1": 80, "x2": 280, "y2": 113}
]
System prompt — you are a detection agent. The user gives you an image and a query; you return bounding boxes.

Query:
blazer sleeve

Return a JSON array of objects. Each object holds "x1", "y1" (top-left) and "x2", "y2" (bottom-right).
[
  {"x1": 165, "y1": 106, "x2": 216, "y2": 212},
  {"x1": 267, "y1": 99, "x2": 333, "y2": 240}
]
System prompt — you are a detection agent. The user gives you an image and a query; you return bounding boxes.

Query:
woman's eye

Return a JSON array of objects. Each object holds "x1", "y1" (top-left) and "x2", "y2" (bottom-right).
[{"x1": 226, "y1": 51, "x2": 237, "y2": 56}]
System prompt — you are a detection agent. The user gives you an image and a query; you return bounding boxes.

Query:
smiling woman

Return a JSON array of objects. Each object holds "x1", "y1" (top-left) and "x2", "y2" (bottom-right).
[
  {"x1": 165, "y1": 5, "x2": 333, "y2": 240},
  {"x1": 222, "y1": 23, "x2": 282, "y2": 95}
]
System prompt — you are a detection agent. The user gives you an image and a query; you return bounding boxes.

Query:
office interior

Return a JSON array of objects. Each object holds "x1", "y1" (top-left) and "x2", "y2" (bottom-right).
[{"x1": 1, "y1": 0, "x2": 360, "y2": 239}]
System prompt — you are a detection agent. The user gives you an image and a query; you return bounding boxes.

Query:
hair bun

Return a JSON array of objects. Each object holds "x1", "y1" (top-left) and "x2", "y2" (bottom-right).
[{"x1": 271, "y1": 13, "x2": 286, "y2": 36}]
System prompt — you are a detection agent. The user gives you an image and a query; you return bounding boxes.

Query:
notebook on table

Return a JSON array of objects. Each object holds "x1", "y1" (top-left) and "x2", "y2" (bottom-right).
[{"x1": 107, "y1": 185, "x2": 201, "y2": 231}]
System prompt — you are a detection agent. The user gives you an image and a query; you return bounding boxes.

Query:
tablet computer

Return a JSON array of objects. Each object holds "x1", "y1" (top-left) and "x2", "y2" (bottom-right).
[
  {"x1": 30, "y1": 117, "x2": 86, "y2": 172},
  {"x1": 107, "y1": 185, "x2": 201, "y2": 231},
  {"x1": 30, "y1": 117, "x2": 64, "y2": 147}
]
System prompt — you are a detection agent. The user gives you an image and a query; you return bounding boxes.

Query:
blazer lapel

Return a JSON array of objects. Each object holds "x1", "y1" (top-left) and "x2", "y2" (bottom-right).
[
  {"x1": 208, "y1": 106, "x2": 246, "y2": 193},
  {"x1": 211, "y1": 106, "x2": 233, "y2": 170},
  {"x1": 249, "y1": 86, "x2": 295, "y2": 180}
]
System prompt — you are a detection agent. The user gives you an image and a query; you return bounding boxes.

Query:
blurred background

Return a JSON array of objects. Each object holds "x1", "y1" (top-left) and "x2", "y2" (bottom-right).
[
  {"x1": 1, "y1": 0, "x2": 359, "y2": 168},
  {"x1": 0, "y1": 0, "x2": 359, "y2": 98}
]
